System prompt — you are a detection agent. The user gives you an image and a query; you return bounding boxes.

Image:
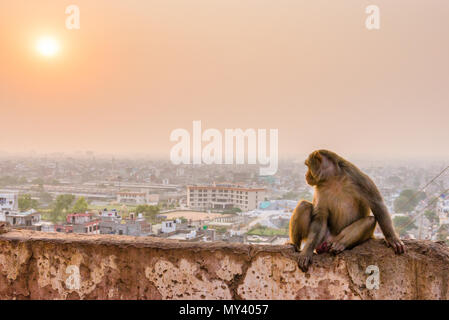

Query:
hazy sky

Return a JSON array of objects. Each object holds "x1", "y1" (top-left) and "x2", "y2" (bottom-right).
[{"x1": 1, "y1": 1, "x2": 448, "y2": 160}]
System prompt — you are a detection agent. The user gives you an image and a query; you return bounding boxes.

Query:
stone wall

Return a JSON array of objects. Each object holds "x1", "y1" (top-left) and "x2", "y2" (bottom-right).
[{"x1": 1, "y1": 230, "x2": 448, "y2": 299}]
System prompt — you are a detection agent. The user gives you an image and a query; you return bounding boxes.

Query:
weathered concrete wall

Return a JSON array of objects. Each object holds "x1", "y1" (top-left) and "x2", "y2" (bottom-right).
[{"x1": 0, "y1": 230, "x2": 448, "y2": 300}]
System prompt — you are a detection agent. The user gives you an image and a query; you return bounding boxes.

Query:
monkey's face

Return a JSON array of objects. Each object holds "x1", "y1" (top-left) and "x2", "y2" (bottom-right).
[
  {"x1": 304, "y1": 152, "x2": 320, "y2": 186},
  {"x1": 304, "y1": 150, "x2": 337, "y2": 185},
  {"x1": 305, "y1": 169, "x2": 317, "y2": 186}
]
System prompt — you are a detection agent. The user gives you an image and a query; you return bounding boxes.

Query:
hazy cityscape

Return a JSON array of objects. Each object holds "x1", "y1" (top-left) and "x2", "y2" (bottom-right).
[{"x1": 1, "y1": 153, "x2": 447, "y2": 245}]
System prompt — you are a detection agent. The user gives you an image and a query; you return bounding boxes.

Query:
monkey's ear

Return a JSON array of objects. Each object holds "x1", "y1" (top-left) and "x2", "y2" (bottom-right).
[
  {"x1": 317, "y1": 154, "x2": 337, "y2": 181},
  {"x1": 313, "y1": 151, "x2": 322, "y2": 163}
]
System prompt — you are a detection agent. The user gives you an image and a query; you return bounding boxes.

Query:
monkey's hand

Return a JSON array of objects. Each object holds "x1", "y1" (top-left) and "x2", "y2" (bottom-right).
[
  {"x1": 385, "y1": 236, "x2": 405, "y2": 254},
  {"x1": 297, "y1": 252, "x2": 312, "y2": 272}
]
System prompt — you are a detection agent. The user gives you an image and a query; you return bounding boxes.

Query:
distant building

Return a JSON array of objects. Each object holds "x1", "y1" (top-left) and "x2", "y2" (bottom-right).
[
  {"x1": 116, "y1": 192, "x2": 159, "y2": 205},
  {"x1": 161, "y1": 220, "x2": 176, "y2": 233},
  {"x1": 66, "y1": 213, "x2": 91, "y2": 225},
  {"x1": 258, "y1": 200, "x2": 297, "y2": 211},
  {"x1": 37, "y1": 221, "x2": 55, "y2": 233},
  {"x1": 55, "y1": 212, "x2": 100, "y2": 234},
  {"x1": 0, "y1": 191, "x2": 19, "y2": 211},
  {"x1": 54, "y1": 224, "x2": 74, "y2": 233},
  {"x1": 187, "y1": 183, "x2": 266, "y2": 211},
  {"x1": 3, "y1": 209, "x2": 41, "y2": 230},
  {"x1": 73, "y1": 219, "x2": 100, "y2": 234},
  {"x1": 98, "y1": 210, "x2": 152, "y2": 236}
]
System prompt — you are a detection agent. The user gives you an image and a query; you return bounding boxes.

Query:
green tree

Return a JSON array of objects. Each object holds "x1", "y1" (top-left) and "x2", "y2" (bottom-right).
[
  {"x1": 50, "y1": 194, "x2": 76, "y2": 223},
  {"x1": 393, "y1": 215, "x2": 417, "y2": 237},
  {"x1": 135, "y1": 204, "x2": 160, "y2": 218},
  {"x1": 223, "y1": 207, "x2": 242, "y2": 214},
  {"x1": 71, "y1": 197, "x2": 89, "y2": 213},
  {"x1": 18, "y1": 194, "x2": 39, "y2": 212},
  {"x1": 424, "y1": 210, "x2": 439, "y2": 234},
  {"x1": 394, "y1": 189, "x2": 426, "y2": 213}
]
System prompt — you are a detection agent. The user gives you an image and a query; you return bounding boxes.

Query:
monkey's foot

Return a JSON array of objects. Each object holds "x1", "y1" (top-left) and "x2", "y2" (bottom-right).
[
  {"x1": 298, "y1": 253, "x2": 312, "y2": 272},
  {"x1": 329, "y1": 241, "x2": 346, "y2": 254},
  {"x1": 315, "y1": 241, "x2": 330, "y2": 254},
  {"x1": 385, "y1": 236, "x2": 406, "y2": 254}
]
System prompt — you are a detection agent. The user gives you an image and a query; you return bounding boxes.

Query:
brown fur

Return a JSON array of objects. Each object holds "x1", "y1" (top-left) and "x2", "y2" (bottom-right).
[{"x1": 291, "y1": 150, "x2": 405, "y2": 272}]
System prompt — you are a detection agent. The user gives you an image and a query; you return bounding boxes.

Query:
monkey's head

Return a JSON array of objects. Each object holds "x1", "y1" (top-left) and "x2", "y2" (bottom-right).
[{"x1": 304, "y1": 150, "x2": 340, "y2": 186}]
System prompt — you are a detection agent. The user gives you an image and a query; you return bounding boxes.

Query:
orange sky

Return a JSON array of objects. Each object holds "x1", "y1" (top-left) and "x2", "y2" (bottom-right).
[{"x1": 1, "y1": 1, "x2": 448, "y2": 160}]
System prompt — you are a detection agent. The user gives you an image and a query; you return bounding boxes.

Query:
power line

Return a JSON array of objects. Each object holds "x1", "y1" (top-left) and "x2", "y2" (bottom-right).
[
  {"x1": 393, "y1": 164, "x2": 448, "y2": 234},
  {"x1": 397, "y1": 188, "x2": 449, "y2": 233},
  {"x1": 396, "y1": 165, "x2": 449, "y2": 212}
]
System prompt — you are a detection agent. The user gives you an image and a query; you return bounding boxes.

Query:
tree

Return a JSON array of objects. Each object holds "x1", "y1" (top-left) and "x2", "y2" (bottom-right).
[
  {"x1": 135, "y1": 204, "x2": 160, "y2": 218},
  {"x1": 50, "y1": 194, "x2": 76, "y2": 223},
  {"x1": 424, "y1": 210, "x2": 439, "y2": 235},
  {"x1": 393, "y1": 216, "x2": 417, "y2": 237},
  {"x1": 394, "y1": 189, "x2": 426, "y2": 213},
  {"x1": 18, "y1": 194, "x2": 39, "y2": 212},
  {"x1": 71, "y1": 197, "x2": 89, "y2": 213},
  {"x1": 223, "y1": 207, "x2": 242, "y2": 214}
]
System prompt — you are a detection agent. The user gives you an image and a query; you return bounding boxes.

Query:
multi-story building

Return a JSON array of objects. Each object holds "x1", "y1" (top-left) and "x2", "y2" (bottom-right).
[
  {"x1": 186, "y1": 183, "x2": 266, "y2": 211},
  {"x1": 99, "y1": 210, "x2": 152, "y2": 236},
  {"x1": 0, "y1": 191, "x2": 18, "y2": 211},
  {"x1": 55, "y1": 212, "x2": 100, "y2": 234}
]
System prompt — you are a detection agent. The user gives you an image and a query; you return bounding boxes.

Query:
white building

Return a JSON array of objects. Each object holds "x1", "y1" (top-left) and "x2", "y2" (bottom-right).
[
  {"x1": 187, "y1": 184, "x2": 266, "y2": 211},
  {"x1": 0, "y1": 191, "x2": 18, "y2": 211},
  {"x1": 161, "y1": 220, "x2": 176, "y2": 233},
  {"x1": 116, "y1": 192, "x2": 158, "y2": 205},
  {"x1": 4, "y1": 209, "x2": 41, "y2": 228}
]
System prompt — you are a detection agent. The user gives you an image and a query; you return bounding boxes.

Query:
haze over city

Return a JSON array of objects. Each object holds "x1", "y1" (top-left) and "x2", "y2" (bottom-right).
[{"x1": 1, "y1": 0, "x2": 448, "y2": 160}]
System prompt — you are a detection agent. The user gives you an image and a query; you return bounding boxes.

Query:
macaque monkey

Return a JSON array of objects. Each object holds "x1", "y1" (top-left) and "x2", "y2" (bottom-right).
[{"x1": 289, "y1": 150, "x2": 405, "y2": 272}]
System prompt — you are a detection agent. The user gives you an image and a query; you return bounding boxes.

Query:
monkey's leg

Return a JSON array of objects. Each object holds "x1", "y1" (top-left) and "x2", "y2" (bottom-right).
[
  {"x1": 288, "y1": 200, "x2": 313, "y2": 252},
  {"x1": 329, "y1": 216, "x2": 376, "y2": 254}
]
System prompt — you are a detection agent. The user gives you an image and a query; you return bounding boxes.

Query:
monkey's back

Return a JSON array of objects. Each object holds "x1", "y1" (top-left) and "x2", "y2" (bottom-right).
[{"x1": 317, "y1": 176, "x2": 371, "y2": 235}]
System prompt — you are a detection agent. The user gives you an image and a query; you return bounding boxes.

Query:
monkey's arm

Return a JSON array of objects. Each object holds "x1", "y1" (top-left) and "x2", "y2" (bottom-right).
[
  {"x1": 298, "y1": 207, "x2": 328, "y2": 272},
  {"x1": 370, "y1": 199, "x2": 405, "y2": 254}
]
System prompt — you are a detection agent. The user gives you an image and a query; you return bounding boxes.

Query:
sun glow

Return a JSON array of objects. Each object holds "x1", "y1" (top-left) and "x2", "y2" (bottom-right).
[{"x1": 36, "y1": 36, "x2": 60, "y2": 57}]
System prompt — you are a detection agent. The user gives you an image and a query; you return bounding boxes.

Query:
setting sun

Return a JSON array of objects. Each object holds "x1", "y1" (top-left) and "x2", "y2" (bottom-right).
[{"x1": 36, "y1": 36, "x2": 60, "y2": 57}]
